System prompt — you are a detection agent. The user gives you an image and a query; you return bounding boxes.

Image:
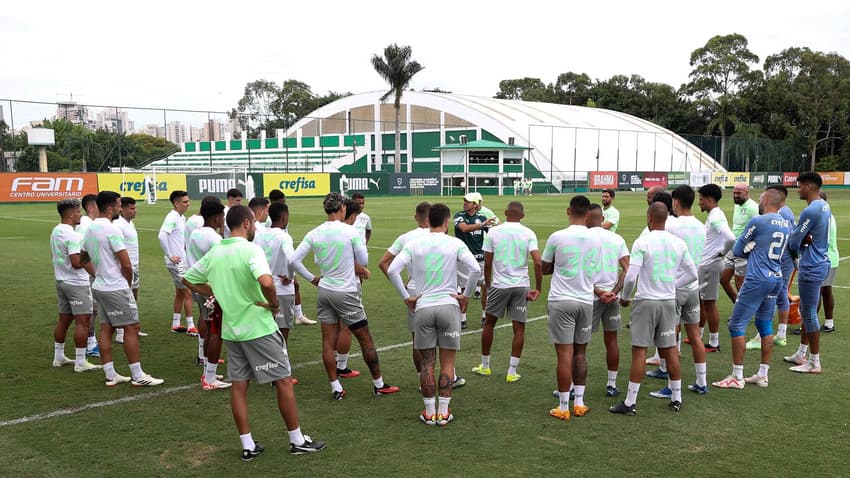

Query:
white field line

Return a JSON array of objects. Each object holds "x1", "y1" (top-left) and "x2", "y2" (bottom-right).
[
  {"x1": 0, "y1": 236, "x2": 24, "y2": 240},
  {"x1": 0, "y1": 314, "x2": 547, "y2": 428}
]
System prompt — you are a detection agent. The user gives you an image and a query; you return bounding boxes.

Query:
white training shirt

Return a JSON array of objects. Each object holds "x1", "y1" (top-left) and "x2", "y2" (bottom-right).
[
  {"x1": 50, "y1": 223, "x2": 89, "y2": 286},
  {"x1": 624, "y1": 230, "x2": 697, "y2": 300},
  {"x1": 114, "y1": 216, "x2": 139, "y2": 266},
  {"x1": 76, "y1": 215, "x2": 94, "y2": 236},
  {"x1": 387, "y1": 231, "x2": 480, "y2": 311},
  {"x1": 291, "y1": 221, "x2": 367, "y2": 293},
  {"x1": 541, "y1": 224, "x2": 601, "y2": 304},
  {"x1": 186, "y1": 226, "x2": 222, "y2": 268},
  {"x1": 387, "y1": 227, "x2": 430, "y2": 291},
  {"x1": 590, "y1": 226, "x2": 629, "y2": 293},
  {"x1": 82, "y1": 218, "x2": 129, "y2": 292},
  {"x1": 185, "y1": 214, "x2": 204, "y2": 247},
  {"x1": 354, "y1": 212, "x2": 372, "y2": 243},
  {"x1": 666, "y1": 215, "x2": 705, "y2": 290},
  {"x1": 482, "y1": 221, "x2": 538, "y2": 288},
  {"x1": 638, "y1": 215, "x2": 679, "y2": 239},
  {"x1": 158, "y1": 209, "x2": 186, "y2": 265},
  {"x1": 253, "y1": 226, "x2": 314, "y2": 295},
  {"x1": 702, "y1": 207, "x2": 735, "y2": 266}
]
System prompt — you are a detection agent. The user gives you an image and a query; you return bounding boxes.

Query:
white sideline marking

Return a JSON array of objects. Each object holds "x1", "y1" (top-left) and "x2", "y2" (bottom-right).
[
  {"x1": 0, "y1": 314, "x2": 547, "y2": 428},
  {"x1": 0, "y1": 236, "x2": 24, "y2": 240},
  {"x1": 0, "y1": 215, "x2": 159, "y2": 232}
]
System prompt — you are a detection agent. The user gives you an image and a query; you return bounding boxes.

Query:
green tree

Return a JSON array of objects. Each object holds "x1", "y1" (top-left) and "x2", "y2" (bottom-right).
[
  {"x1": 235, "y1": 79, "x2": 281, "y2": 136},
  {"x1": 554, "y1": 72, "x2": 593, "y2": 105},
  {"x1": 371, "y1": 43, "x2": 424, "y2": 173},
  {"x1": 495, "y1": 77, "x2": 554, "y2": 102},
  {"x1": 686, "y1": 33, "x2": 760, "y2": 168}
]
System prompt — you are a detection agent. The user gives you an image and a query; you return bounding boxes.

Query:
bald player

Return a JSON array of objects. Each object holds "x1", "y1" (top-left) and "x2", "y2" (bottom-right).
[{"x1": 720, "y1": 183, "x2": 759, "y2": 303}]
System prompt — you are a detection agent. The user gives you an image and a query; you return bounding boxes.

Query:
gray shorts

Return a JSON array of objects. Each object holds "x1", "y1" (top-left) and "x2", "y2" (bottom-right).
[
  {"x1": 413, "y1": 304, "x2": 462, "y2": 350},
  {"x1": 592, "y1": 299, "x2": 621, "y2": 333},
  {"x1": 677, "y1": 288, "x2": 700, "y2": 325},
  {"x1": 457, "y1": 259, "x2": 485, "y2": 288},
  {"x1": 629, "y1": 299, "x2": 677, "y2": 348},
  {"x1": 131, "y1": 264, "x2": 140, "y2": 290},
  {"x1": 167, "y1": 263, "x2": 187, "y2": 289},
  {"x1": 92, "y1": 288, "x2": 139, "y2": 327},
  {"x1": 723, "y1": 250, "x2": 747, "y2": 277},
  {"x1": 316, "y1": 287, "x2": 366, "y2": 327},
  {"x1": 56, "y1": 281, "x2": 93, "y2": 316},
  {"x1": 485, "y1": 286, "x2": 530, "y2": 322},
  {"x1": 225, "y1": 331, "x2": 291, "y2": 384},
  {"x1": 275, "y1": 295, "x2": 296, "y2": 329},
  {"x1": 699, "y1": 261, "x2": 723, "y2": 301},
  {"x1": 547, "y1": 300, "x2": 592, "y2": 345},
  {"x1": 193, "y1": 292, "x2": 210, "y2": 321},
  {"x1": 406, "y1": 287, "x2": 417, "y2": 333},
  {"x1": 822, "y1": 267, "x2": 837, "y2": 287}
]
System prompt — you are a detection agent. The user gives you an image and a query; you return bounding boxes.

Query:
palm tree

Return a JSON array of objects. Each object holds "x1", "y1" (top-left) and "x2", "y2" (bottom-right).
[
  {"x1": 371, "y1": 44, "x2": 424, "y2": 173},
  {"x1": 705, "y1": 95, "x2": 738, "y2": 169}
]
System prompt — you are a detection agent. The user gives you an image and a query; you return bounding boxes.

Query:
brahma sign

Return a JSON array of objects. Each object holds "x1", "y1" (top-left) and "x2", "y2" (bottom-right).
[
  {"x1": 0, "y1": 173, "x2": 99, "y2": 202},
  {"x1": 589, "y1": 171, "x2": 618, "y2": 190}
]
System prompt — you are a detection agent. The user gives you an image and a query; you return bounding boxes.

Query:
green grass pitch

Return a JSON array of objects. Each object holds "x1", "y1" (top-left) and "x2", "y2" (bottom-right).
[{"x1": 0, "y1": 190, "x2": 848, "y2": 476}]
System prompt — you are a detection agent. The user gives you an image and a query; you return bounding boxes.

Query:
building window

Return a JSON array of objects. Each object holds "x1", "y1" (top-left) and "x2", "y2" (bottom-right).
[{"x1": 468, "y1": 150, "x2": 498, "y2": 164}]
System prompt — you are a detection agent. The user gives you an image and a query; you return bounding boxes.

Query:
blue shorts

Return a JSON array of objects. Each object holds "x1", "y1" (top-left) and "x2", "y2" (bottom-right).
[
  {"x1": 728, "y1": 278, "x2": 782, "y2": 337},
  {"x1": 775, "y1": 262, "x2": 795, "y2": 312}
]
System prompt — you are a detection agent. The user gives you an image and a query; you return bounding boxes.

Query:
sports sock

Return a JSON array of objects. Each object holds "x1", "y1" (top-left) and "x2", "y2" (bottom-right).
[
  {"x1": 461, "y1": 312, "x2": 467, "y2": 322},
  {"x1": 777, "y1": 323, "x2": 788, "y2": 338},
  {"x1": 625, "y1": 381, "x2": 640, "y2": 407},
  {"x1": 336, "y1": 353, "x2": 349, "y2": 370},
  {"x1": 288, "y1": 427, "x2": 306, "y2": 446},
  {"x1": 74, "y1": 347, "x2": 86, "y2": 366},
  {"x1": 709, "y1": 332, "x2": 719, "y2": 347},
  {"x1": 453, "y1": 368, "x2": 458, "y2": 382},
  {"x1": 128, "y1": 362, "x2": 143, "y2": 380},
  {"x1": 294, "y1": 304, "x2": 303, "y2": 318},
  {"x1": 87, "y1": 335, "x2": 97, "y2": 349},
  {"x1": 824, "y1": 319, "x2": 834, "y2": 328},
  {"x1": 330, "y1": 379, "x2": 343, "y2": 393},
  {"x1": 796, "y1": 344, "x2": 809, "y2": 356},
  {"x1": 53, "y1": 342, "x2": 66, "y2": 362},
  {"x1": 670, "y1": 379, "x2": 682, "y2": 402},
  {"x1": 695, "y1": 362, "x2": 707, "y2": 387},
  {"x1": 372, "y1": 377, "x2": 385, "y2": 389},
  {"x1": 573, "y1": 385, "x2": 586, "y2": 407},
  {"x1": 198, "y1": 337, "x2": 205, "y2": 361},
  {"x1": 481, "y1": 311, "x2": 486, "y2": 319},
  {"x1": 438, "y1": 397, "x2": 451, "y2": 416},
  {"x1": 239, "y1": 433, "x2": 255, "y2": 451},
  {"x1": 115, "y1": 328, "x2": 124, "y2": 341},
  {"x1": 481, "y1": 354, "x2": 491, "y2": 369},
  {"x1": 558, "y1": 392, "x2": 570, "y2": 412},
  {"x1": 186, "y1": 316, "x2": 195, "y2": 329},
  {"x1": 659, "y1": 358, "x2": 668, "y2": 373},
  {"x1": 204, "y1": 362, "x2": 218, "y2": 384},
  {"x1": 698, "y1": 327, "x2": 704, "y2": 339},
  {"x1": 810, "y1": 353, "x2": 820, "y2": 367},
  {"x1": 172, "y1": 313, "x2": 181, "y2": 327},
  {"x1": 606, "y1": 370, "x2": 618, "y2": 388},
  {"x1": 676, "y1": 332, "x2": 682, "y2": 352},
  {"x1": 424, "y1": 397, "x2": 436, "y2": 416},
  {"x1": 732, "y1": 364, "x2": 744, "y2": 380},
  {"x1": 103, "y1": 361, "x2": 116, "y2": 378},
  {"x1": 758, "y1": 363, "x2": 769, "y2": 378},
  {"x1": 649, "y1": 349, "x2": 660, "y2": 361},
  {"x1": 507, "y1": 356, "x2": 520, "y2": 376}
]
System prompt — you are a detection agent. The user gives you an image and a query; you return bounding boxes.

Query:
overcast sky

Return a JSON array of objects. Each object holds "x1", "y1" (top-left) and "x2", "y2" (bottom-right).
[{"x1": 2, "y1": 0, "x2": 849, "y2": 128}]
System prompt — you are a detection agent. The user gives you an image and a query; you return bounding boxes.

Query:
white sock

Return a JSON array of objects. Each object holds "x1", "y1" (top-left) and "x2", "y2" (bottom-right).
[
  {"x1": 115, "y1": 328, "x2": 124, "y2": 340},
  {"x1": 198, "y1": 337, "x2": 205, "y2": 361},
  {"x1": 709, "y1": 332, "x2": 720, "y2": 347},
  {"x1": 186, "y1": 316, "x2": 195, "y2": 329},
  {"x1": 330, "y1": 379, "x2": 343, "y2": 393},
  {"x1": 732, "y1": 364, "x2": 744, "y2": 380},
  {"x1": 288, "y1": 427, "x2": 305, "y2": 446},
  {"x1": 172, "y1": 313, "x2": 181, "y2": 327},
  {"x1": 453, "y1": 368, "x2": 458, "y2": 382},
  {"x1": 625, "y1": 381, "x2": 640, "y2": 407},
  {"x1": 507, "y1": 356, "x2": 520, "y2": 376},
  {"x1": 461, "y1": 312, "x2": 468, "y2": 322},
  {"x1": 53, "y1": 342, "x2": 65, "y2": 362},
  {"x1": 438, "y1": 397, "x2": 451, "y2": 416},
  {"x1": 372, "y1": 376, "x2": 385, "y2": 389},
  {"x1": 659, "y1": 358, "x2": 668, "y2": 373},
  {"x1": 606, "y1": 370, "x2": 618, "y2": 388},
  {"x1": 695, "y1": 362, "x2": 707, "y2": 387},
  {"x1": 670, "y1": 379, "x2": 682, "y2": 402},
  {"x1": 204, "y1": 362, "x2": 219, "y2": 384},
  {"x1": 481, "y1": 311, "x2": 486, "y2": 319},
  {"x1": 676, "y1": 332, "x2": 682, "y2": 352},
  {"x1": 87, "y1": 336, "x2": 97, "y2": 349},
  {"x1": 777, "y1": 323, "x2": 788, "y2": 338},
  {"x1": 758, "y1": 363, "x2": 769, "y2": 378},
  {"x1": 810, "y1": 353, "x2": 821, "y2": 367},
  {"x1": 797, "y1": 344, "x2": 809, "y2": 357},
  {"x1": 481, "y1": 354, "x2": 491, "y2": 369},
  {"x1": 573, "y1": 385, "x2": 586, "y2": 407},
  {"x1": 698, "y1": 327, "x2": 704, "y2": 339},
  {"x1": 649, "y1": 349, "x2": 660, "y2": 361},
  {"x1": 128, "y1": 362, "x2": 144, "y2": 380},
  {"x1": 239, "y1": 433, "x2": 255, "y2": 450},
  {"x1": 294, "y1": 304, "x2": 303, "y2": 317},
  {"x1": 558, "y1": 392, "x2": 570, "y2": 411},
  {"x1": 336, "y1": 353, "x2": 349, "y2": 370},
  {"x1": 825, "y1": 319, "x2": 834, "y2": 328},
  {"x1": 424, "y1": 397, "x2": 436, "y2": 416},
  {"x1": 74, "y1": 347, "x2": 86, "y2": 366},
  {"x1": 103, "y1": 361, "x2": 116, "y2": 378}
]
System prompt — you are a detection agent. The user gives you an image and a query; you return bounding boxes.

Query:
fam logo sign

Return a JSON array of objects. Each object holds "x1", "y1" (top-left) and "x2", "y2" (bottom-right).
[
  {"x1": 0, "y1": 173, "x2": 99, "y2": 202},
  {"x1": 97, "y1": 173, "x2": 188, "y2": 201},
  {"x1": 263, "y1": 174, "x2": 329, "y2": 197}
]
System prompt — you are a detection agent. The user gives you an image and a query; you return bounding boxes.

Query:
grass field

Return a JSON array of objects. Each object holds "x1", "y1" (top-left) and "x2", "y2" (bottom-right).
[{"x1": 1, "y1": 190, "x2": 848, "y2": 477}]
